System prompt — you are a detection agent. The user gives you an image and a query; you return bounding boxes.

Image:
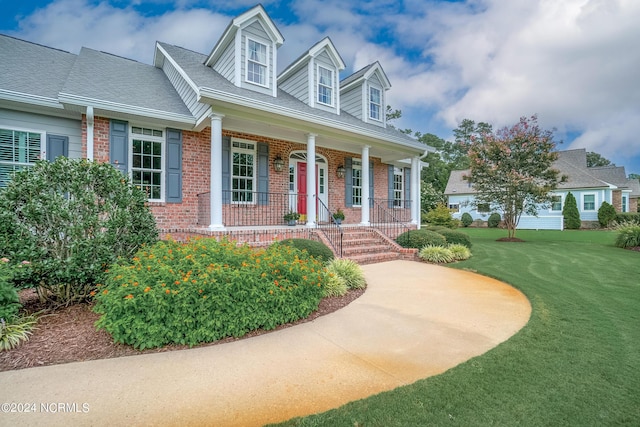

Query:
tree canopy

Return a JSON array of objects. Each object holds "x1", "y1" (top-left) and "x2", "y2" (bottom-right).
[
  {"x1": 464, "y1": 115, "x2": 566, "y2": 239},
  {"x1": 586, "y1": 151, "x2": 612, "y2": 168}
]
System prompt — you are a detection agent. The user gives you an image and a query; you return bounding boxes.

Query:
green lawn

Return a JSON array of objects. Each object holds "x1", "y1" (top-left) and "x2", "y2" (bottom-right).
[{"x1": 275, "y1": 229, "x2": 640, "y2": 426}]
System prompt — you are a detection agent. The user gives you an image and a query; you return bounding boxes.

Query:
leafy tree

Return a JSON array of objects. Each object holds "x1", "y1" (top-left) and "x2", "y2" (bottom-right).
[
  {"x1": 420, "y1": 181, "x2": 446, "y2": 213},
  {"x1": 0, "y1": 158, "x2": 158, "y2": 305},
  {"x1": 385, "y1": 105, "x2": 403, "y2": 123},
  {"x1": 563, "y1": 192, "x2": 581, "y2": 229},
  {"x1": 586, "y1": 151, "x2": 612, "y2": 168},
  {"x1": 453, "y1": 118, "x2": 493, "y2": 147},
  {"x1": 465, "y1": 115, "x2": 565, "y2": 239},
  {"x1": 597, "y1": 201, "x2": 617, "y2": 228}
]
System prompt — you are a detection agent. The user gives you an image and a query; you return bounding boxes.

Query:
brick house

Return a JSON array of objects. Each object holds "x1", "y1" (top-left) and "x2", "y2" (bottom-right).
[{"x1": 0, "y1": 5, "x2": 430, "y2": 262}]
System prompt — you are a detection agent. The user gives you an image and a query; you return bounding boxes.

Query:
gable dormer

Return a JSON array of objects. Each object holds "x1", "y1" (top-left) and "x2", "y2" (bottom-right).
[
  {"x1": 340, "y1": 62, "x2": 391, "y2": 128},
  {"x1": 205, "y1": 5, "x2": 284, "y2": 97},
  {"x1": 278, "y1": 37, "x2": 346, "y2": 115}
]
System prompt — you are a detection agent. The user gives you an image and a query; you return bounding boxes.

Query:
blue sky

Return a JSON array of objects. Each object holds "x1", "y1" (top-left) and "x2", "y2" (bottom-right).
[{"x1": 2, "y1": 0, "x2": 640, "y2": 175}]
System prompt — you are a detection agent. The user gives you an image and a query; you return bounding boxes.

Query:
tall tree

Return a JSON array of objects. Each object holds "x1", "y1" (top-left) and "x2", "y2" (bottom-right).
[
  {"x1": 465, "y1": 115, "x2": 566, "y2": 239},
  {"x1": 586, "y1": 151, "x2": 612, "y2": 167}
]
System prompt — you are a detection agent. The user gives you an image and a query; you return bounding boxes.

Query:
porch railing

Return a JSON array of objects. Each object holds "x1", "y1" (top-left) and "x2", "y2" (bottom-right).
[
  {"x1": 370, "y1": 198, "x2": 413, "y2": 240},
  {"x1": 316, "y1": 196, "x2": 343, "y2": 257},
  {"x1": 197, "y1": 191, "x2": 308, "y2": 227}
]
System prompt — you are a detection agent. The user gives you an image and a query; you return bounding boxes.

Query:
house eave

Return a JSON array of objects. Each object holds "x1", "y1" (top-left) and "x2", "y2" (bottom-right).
[{"x1": 0, "y1": 89, "x2": 63, "y2": 110}]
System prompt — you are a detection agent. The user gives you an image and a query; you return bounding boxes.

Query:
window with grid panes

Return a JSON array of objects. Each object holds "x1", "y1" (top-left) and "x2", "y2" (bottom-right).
[
  {"x1": 247, "y1": 39, "x2": 267, "y2": 86},
  {"x1": 393, "y1": 167, "x2": 403, "y2": 207},
  {"x1": 231, "y1": 140, "x2": 255, "y2": 203},
  {"x1": 0, "y1": 128, "x2": 43, "y2": 187},
  {"x1": 352, "y1": 159, "x2": 362, "y2": 206},
  {"x1": 131, "y1": 126, "x2": 164, "y2": 200},
  {"x1": 369, "y1": 86, "x2": 381, "y2": 121},
  {"x1": 318, "y1": 66, "x2": 333, "y2": 106}
]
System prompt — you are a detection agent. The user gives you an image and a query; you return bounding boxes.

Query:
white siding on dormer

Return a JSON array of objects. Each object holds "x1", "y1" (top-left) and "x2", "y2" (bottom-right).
[
  {"x1": 279, "y1": 65, "x2": 309, "y2": 104},
  {"x1": 162, "y1": 60, "x2": 210, "y2": 118},
  {"x1": 213, "y1": 40, "x2": 236, "y2": 83},
  {"x1": 341, "y1": 86, "x2": 363, "y2": 119},
  {"x1": 241, "y1": 20, "x2": 274, "y2": 96}
]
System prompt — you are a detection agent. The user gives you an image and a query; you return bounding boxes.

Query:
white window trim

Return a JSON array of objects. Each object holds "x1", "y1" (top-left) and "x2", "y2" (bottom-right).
[
  {"x1": 231, "y1": 138, "x2": 257, "y2": 205},
  {"x1": 0, "y1": 126, "x2": 46, "y2": 187},
  {"x1": 317, "y1": 65, "x2": 334, "y2": 107},
  {"x1": 449, "y1": 203, "x2": 460, "y2": 213},
  {"x1": 550, "y1": 193, "x2": 563, "y2": 212},
  {"x1": 352, "y1": 158, "x2": 363, "y2": 207},
  {"x1": 245, "y1": 37, "x2": 269, "y2": 88},
  {"x1": 581, "y1": 192, "x2": 597, "y2": 212},
  {"x1": 129, "y1": 125, "x2": 165, "y2": 202},
  {"x1": 369, "y1": 85, "x2": 382, "y2": 122}
]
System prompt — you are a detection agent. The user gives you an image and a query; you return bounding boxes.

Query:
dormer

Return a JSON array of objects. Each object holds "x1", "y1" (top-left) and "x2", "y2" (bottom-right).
[
  {"x1": 340, "y1": 62, "x2": 391, "y2": 128},
  {"x1": 204, "y1": 5, "x2": 284, "y2": 97},
  {"x1": 278, "y1": 37, "x2": 346, "y2": 115}
]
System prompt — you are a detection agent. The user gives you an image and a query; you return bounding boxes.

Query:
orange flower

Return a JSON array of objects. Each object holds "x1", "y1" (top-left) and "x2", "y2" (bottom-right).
[
  {"x1": 124, "y1": 294, "x2": 133, "y2": 300},
  {"x1": 165, "y1": 289, "x2": 170, "y2": 294},
  {"x1": 274, "y1": 280, "x2": 279, "y2": 286},
  {"x1": 144, "y1": 287, "x2": 151, "y2": 293},
  {"x1": 89, "y1": 291, "x2": 96, "y2": 296},
  {"x1": 174, "y1": 280, "x2": 180, "y2": 285}
]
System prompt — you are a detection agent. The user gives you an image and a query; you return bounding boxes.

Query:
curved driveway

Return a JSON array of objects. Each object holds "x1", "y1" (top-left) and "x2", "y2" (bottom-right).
[{"x1": 0, "y1": 260, "x2": 530, "y2": 427}]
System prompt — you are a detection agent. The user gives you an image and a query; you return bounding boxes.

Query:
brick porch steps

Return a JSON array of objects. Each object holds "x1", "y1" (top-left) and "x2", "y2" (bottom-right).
[{"x1": 333, "y1": 227, "x2": 415, "y2": 265}]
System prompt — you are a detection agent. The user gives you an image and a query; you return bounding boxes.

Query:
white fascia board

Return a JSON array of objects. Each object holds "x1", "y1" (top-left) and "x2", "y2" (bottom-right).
[
  {"x1": 0, "y1": 89, "x2": 64, "y2": 109},
  {"x1": 156, "y1": 44, "x2": 199, "y2": 93},
  {"x1": 234, "y1": 6, "x2": 284, "y2": 46},
  {"x1": 365, "y1": 62, "x2": 392, "y2": 89},
  {"x1": 309, "y1": 38, "x2": 346, "y2": 70},
  {"x1": 198, "y1": 87, "x2": 425, "y2": 154},
  {"x1": 58, "y1": 93, "x2": 196, "y2": 125}
]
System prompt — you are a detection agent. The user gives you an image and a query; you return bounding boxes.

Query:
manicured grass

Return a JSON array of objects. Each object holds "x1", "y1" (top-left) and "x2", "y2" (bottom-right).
[{"x1": 275, "y1": 229, "x2": 640, "y2": 426}]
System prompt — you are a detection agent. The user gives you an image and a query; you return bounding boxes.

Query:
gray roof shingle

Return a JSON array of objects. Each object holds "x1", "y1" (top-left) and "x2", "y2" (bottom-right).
[{"x1": 0, "y1": 34, "x2": 76, "y2": 100}]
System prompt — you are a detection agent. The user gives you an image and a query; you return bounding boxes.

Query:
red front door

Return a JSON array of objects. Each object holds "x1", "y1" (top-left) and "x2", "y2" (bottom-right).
[{"x1": 297, "y1": 163, "x2": 307, "y2": 214}]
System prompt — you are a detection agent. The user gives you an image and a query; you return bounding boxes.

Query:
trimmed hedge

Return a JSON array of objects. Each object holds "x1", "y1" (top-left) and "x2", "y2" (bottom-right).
[
  {"x1": 598, "y1": 201, "x2": 617, "y2": 228},
  {"x1": 461, "y1": 213, "x2": 473, "y2": 227},
  {"x1": 94, "y1": 238, "x2": 328, "y2": 349},
  {"x1": 279, "y1": 239, "x2": 334, "y2": 261},
  {"x1": 437, "y1": 229, "x2": 472, "y2": 248},
  {"x1": 488, "y1": 213, "x2": 502, "y2": 228},
  {"x1": 396, "y1": 229, "x2": 447, "y2": 249},
  {"x1": 616, "y1": 212, "x2": 640, "y2": 224}
]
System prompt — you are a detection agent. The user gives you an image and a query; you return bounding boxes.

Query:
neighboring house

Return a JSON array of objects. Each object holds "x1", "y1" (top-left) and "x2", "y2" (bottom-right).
[
  {"x1": 444, "y1": 149, "x2": 640, "y2": 230},
  {"x1": 0, "y1": 5, "x2": 430, "y2": 258}
]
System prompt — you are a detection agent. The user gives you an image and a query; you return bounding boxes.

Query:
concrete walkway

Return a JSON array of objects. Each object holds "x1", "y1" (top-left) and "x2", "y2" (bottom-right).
[{"x1": 0, "y1": 260, "x2": 531, "y2": 427}]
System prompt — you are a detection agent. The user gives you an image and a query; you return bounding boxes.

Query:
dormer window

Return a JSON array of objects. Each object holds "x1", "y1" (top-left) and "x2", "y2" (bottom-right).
[
  {"x1": 369, "y1": 86, "x2": 382, "y2": 121},
  {"x1": 247, "y1": 38, "x2": 268, "y2": 86},
  {"x1": 318, "y1": 66, "x2": 334, "y2": 106}
]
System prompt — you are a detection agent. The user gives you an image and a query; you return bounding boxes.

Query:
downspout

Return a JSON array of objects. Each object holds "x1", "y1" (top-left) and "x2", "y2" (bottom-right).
[{"x1": 86, "y1": 106, "x2": 94, "y2": 161}]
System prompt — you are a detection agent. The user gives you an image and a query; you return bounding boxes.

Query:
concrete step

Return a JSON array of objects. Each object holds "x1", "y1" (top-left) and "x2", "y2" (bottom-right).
[
  {"x1": 341, "y1": 244, "x2": 394, "y2": 256},
  {"x1": 344, "y1": 251, "x2": 401, "y2": 265}
]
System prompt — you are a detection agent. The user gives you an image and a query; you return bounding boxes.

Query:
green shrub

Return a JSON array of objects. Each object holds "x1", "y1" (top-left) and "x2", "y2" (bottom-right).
[
  {"x1": 0, "y1": 260, "x2": 20, "y2": 322},
  {"x1": 279, "y1": 239, "x2": 334, "y2": 261},
  {"x1": 448, "y1": 244, "x2": 472, "y2": 261},
  {"x1": 326, "y1": 259, "x2": 366, "y2": 289},
  {"x1": 424, "y1": 225, "x2": 448, "y2": 232},
  {"x1": 488, "y1": 213, "x2": 502, "y2": 228},
  {"x1": 419, "y1": 245, "x2": 455, "y2": 264},
  {"x1": 424, "y1": 203, "x2": 458, "y2": 228},
  {"x1": 437, "y1": 229, "x2": 472, "y2": 248},
  {"x1": 0, "y1": 158, "x2": 158, "y2": 305},
  {"x1": 94, "y1": 238, "x2": 327, "y2": 349},
  {"x1": 322, "y1": 274, "x2": 348, "y2": 297},
  {"x1": 396, "y1": 229, "x2": 447, "y2": 249},
  {"x1": 0, "y1": 314, "x2": 37, "y2": 352},
  {"x1": 614, "y1": 222, "x2": 640, "y2": 249},
  {"x1": 598, "y1": 201, "x2": 617, "y2": 228},
  {"x1": 461, "y1": 212, "x2": 473, "y2": 227},
  {"x1": 563, "y1": 192, "x2": 581, "y2": 229},
  {"x1": 615, "y1": 212, "x2": 640, "y2": 225}
]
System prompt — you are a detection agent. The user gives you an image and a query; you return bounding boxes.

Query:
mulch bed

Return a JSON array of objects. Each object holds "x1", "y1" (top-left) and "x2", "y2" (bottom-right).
[{"x1": 0, "y1": 288, "x2": 364, "y2": 372}]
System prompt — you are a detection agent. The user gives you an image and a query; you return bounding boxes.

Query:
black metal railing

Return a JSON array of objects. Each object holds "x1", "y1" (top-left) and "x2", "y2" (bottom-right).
[
  {"x1": 370, "y1": 198, "x2": 413, "y2": 240},
  {"x1": 316, "y1": 196, "x2": 343, "y2": 257},
  {"x1": 197, "y1": 191, "x2": 308, "y2": 227}
]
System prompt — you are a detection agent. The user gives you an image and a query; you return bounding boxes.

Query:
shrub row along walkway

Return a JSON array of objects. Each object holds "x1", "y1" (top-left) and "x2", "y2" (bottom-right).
[{"x1": 0, "y1": 260, "x2": 531, "y2": 426}]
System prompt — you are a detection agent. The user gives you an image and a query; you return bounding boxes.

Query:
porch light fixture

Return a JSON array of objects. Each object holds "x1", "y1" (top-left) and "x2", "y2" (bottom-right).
[
  {"x1": 273, "y1": 155, "x2": 285, "y2": 172},
  {"x1": 336, "y1": 165, "x2": 346, "y2": 178}
]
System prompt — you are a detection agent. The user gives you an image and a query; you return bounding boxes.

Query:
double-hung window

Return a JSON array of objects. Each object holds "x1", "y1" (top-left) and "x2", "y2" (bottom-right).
[
  {"x1": 622, "y1": 195, "x2": 628, "y2": 213},
  {"x1": 551, "y1": 195, "x2": 562, "y2": 211},
  {"x1": 369, "y1": 86, "x2": 381, "y2": 121},
  {"x1": 393, "y1": 167, "x2": 403, "y2": 207},
  {"x1": 247, "y1": 39, "x2": 268, "y2": 86},
  {"x1": 583, "y1": 194, "x2": 596, "y2": 211},
  {"x1": 131, "y1": 126, "x2": 164, "y2": 201},
  {"x1": 352, "y1": 159, "x2": 362, "y2": 207},
  {"x1": 318, "y1": 66, "x2": 333, "y2": 106},
  {"x1": 231, "y1": 140, "x2": 255, "y2": 203},
  {"x1": 0, "y1": 127, "x2": 43, "y2": 187}
]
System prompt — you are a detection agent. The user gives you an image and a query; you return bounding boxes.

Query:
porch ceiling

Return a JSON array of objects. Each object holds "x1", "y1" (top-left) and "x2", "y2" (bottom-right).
[{"x1": 208, "y1": 100, "x2": 425, "y2": 162}]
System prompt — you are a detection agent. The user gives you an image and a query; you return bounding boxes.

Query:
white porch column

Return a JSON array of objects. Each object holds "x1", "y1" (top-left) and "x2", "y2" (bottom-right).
[
  {"x1": 411, "y1": 155, "x2": 420, "y2": 226},
  {"x1": 209, "y1": 113, "x2": 225, "y2": 230},
  {"x1": 86, "y1": 106, "x2": 94, "y2": 161},
  {"x1": 360, "y1": 145, "x2": 370, "y2": 225},
  {"x1": 306, "y1": 133, "x2": 317, "y2": 227}
]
